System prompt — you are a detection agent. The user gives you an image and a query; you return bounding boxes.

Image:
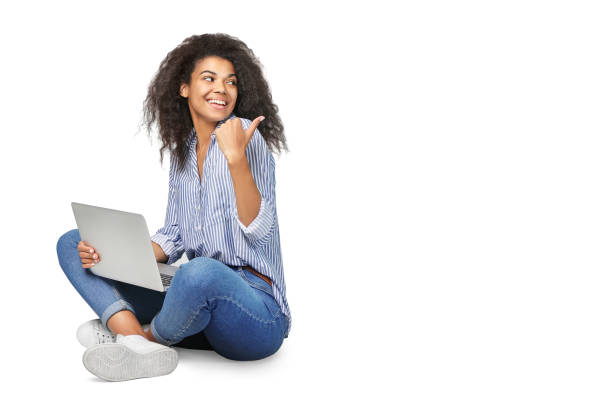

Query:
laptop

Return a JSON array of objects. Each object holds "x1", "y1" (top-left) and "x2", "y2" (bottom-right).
[{"x1": 71, "y1": 202, "x2": 178, "y2": 292}]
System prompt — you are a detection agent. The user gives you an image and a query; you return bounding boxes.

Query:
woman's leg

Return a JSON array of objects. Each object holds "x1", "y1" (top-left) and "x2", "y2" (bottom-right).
[
  {"x1": 56, "y1": 229, "x2": 165, "y2": 335},
  {"x1": 150, "y1": 256, "x2": 288, "y2": 360}
]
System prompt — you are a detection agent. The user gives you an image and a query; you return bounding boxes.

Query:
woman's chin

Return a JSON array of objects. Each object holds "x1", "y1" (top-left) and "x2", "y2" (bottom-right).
[{"x1": 196, "y1": 110, "x2": 233, "y2": 125}]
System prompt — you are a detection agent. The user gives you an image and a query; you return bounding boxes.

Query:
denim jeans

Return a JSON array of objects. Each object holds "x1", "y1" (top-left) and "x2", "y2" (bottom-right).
[{"x1": 56, "y1": 229, "x2": 288, "y2": 361}]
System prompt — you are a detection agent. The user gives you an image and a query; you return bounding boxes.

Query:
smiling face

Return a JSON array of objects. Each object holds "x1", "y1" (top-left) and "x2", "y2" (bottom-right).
[{"x1": 180, "y1": 56, "x2": 238, "y2": 131}]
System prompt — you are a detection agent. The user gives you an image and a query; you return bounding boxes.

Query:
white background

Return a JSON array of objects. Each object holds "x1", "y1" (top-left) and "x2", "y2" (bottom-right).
[{"x1": 1, "y1": 0, "x2": 611, "y2": 396}]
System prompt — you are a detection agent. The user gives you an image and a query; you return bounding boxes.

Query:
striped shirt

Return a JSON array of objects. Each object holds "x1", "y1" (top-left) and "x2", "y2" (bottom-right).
[{"x1": 150, "y1": 113, "x2": 291, "y2": 337}]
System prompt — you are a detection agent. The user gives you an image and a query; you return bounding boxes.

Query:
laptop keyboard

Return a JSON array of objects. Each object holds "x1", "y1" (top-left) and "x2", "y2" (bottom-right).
[{"x1": 161, "y1": 273, "x2": 173, "y2": 288}]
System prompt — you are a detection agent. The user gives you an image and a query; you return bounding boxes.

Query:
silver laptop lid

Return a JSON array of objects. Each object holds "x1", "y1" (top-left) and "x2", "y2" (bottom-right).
[{"x1": 71, "y1": 202, "x2": 166, "y2": 292}]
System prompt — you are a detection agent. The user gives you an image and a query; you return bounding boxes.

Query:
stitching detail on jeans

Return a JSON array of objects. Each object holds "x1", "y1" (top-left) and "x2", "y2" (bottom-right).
[
  {"x1": 237, "y1": 270, "x2": 281, "y2": 317},
  {"x1": 238, "y1": 269, "x2": 274, "y2": 296},
  {"x1": 266, "y1": 301, "x2": 282, "y2": 318},
  {"x1": 151, "y1": 320, "x2": 174, "y2": 346},
  {"x1": 109, "y1": 286, "x2": 133, "y2": 315},
  {"x1": 169, "y1": 295, "x2": 281, "y2": 343}
]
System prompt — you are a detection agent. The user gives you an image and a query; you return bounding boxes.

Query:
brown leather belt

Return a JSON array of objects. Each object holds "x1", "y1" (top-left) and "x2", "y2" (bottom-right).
[{"x1": 242, "y1": 266, "x2": 272, "y2": 287}]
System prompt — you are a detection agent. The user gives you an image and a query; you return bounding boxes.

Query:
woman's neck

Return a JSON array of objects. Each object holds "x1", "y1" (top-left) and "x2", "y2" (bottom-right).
[{"x1": 192, "y1": 117, "x2": 216, "y2": 143}]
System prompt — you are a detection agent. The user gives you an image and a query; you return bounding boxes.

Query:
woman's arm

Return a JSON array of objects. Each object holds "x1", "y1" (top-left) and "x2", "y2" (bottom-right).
[
  {"x1": 216, "y1": 117, "x2": 276, "y2": 245},
  {"x1": 150, "y1": 153, "x2": 185, "y2": 264},
  {"x1": 230, "y1": 132, "x2": 277, "y2": 246},
  {"x1": 228, "y1": 156, "x2": 262, "y2": 227},
  {"x1": 152, "y1": 241, "x2": 169, "y2": 263},
  {"x1": 215, "y1": 116, "x2": 266, "y2": 228}
]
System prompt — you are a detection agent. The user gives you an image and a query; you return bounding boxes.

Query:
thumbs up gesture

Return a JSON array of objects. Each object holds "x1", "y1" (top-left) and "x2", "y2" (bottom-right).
[{"x1": 215, "y1": 116, "x2": 264, "y2": 165}]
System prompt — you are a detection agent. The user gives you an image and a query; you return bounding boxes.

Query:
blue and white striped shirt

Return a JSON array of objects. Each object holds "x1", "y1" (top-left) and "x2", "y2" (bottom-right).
[{"x1": 150, "y1": 114, "x2": 291, "y2": 337}]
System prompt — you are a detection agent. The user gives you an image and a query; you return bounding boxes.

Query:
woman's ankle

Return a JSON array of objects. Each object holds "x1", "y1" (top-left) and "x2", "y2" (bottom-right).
[
  {"x1": 144, "y1": 327, "x2": 158, "y2": 343},
  {"x1": 107, "y1": 310, "x2": 145, "y2": 337}
]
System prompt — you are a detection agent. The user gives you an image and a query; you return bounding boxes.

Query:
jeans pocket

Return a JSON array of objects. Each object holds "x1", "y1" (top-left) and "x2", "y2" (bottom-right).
[
  {"x1": 261, "y1": 294, "x2": 281, "y2": 319},
  {"x1": 239, "y1": 268, "x2": 274, "y2": 296},
  {"x1": 238, "y1": 269, "x2": 280, "y2": 318}
]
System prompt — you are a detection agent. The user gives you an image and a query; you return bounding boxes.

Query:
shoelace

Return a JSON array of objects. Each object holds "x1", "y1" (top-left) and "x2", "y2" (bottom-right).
[{"x1": 95, "y1": 331, "x2": 115, "y2": 344}]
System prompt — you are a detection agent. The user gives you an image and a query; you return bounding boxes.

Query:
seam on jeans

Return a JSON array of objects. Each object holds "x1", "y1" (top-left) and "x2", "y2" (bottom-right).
[
  {"x1": 236, "y1": 270, "x2": 281, "y2": 318},
  {"x1": 101, "y1": 300, "x2": 134, "y2": 329},
  {"x1": 169, "y1": 295, "x2": 281, "y2": 343},
  {"x1": 266, "y1": 302, "x2": 282, "y2": 318},
  {"x1": 170, "y1": 303, "x2": 206, "y2": 343},
  {"x1": 151, "y1": 319, "x2": 174, "y2": 346}
]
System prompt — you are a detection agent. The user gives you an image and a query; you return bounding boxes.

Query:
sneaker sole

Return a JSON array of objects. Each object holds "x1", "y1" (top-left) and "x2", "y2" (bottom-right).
[{"x1": 82, "y1": 343, "x2": 178, "y2": 381}]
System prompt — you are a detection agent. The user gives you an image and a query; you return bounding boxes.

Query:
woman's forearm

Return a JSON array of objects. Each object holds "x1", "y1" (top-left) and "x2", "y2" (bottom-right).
[{"x1": 228, "y1": 154, "x2": 261, "y2": 227}]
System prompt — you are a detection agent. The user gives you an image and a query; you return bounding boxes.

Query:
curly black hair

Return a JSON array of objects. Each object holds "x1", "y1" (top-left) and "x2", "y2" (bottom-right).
[{"x1": 140, "y1": 33, "x2": 287, "y2": 172}]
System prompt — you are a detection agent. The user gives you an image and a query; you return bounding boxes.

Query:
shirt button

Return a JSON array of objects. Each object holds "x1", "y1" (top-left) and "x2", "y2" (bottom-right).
[
  {"x1": 195, "y1": 225, "x2": 200, "y2": 230},
  {"x1": 196, "y1": 205, "x2": 200, "y2": 210}
]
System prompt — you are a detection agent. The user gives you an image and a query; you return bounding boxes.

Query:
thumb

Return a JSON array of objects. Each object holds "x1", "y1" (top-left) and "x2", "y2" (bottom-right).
[{"x1": 245, "y1": 116, "x2": 264, "y2": 142}]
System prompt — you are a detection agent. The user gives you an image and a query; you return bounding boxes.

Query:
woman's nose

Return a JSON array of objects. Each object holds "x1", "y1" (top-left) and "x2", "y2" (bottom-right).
[{"x1": 213, "y1": 81, "x2": 226, "y2": 94}]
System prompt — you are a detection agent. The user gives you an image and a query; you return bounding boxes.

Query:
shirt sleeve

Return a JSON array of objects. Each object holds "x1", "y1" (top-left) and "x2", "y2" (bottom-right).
[
  {"x1": 233, "y1": 120, "x2": 277, "y2": 247},
  {"x1": 150, "y1": 154, "x2": 185, "y2": 264}
]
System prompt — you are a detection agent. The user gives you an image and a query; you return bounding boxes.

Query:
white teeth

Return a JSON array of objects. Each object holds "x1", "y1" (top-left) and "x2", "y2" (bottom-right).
[{"x1": 207, "y1": 99, "x2": 226, "y2": 105}]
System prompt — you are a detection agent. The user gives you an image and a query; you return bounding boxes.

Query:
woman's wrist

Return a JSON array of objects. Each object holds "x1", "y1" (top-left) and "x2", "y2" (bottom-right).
[{"x1": 151, "y1": 241, "x2": 169, "y2": 263}]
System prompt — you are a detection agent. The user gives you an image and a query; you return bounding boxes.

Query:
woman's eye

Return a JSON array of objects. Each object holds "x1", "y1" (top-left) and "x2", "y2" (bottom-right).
[{"x1": 203, "y1": 77, "x2": 236, "y2": 85}]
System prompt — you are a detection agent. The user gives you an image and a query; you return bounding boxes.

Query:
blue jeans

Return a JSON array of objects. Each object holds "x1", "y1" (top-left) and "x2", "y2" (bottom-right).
[{"x1": 56, "y1": 229, "x2": 288, "y2": 361}]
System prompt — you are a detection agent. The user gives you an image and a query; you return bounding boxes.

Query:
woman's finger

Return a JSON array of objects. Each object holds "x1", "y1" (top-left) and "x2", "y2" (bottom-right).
[
  {"x1": 78, "y1": 242, "x2": 98, "y2": 255},
  {"x1": 79, "y1": 251, "x2": 100, "y2": 262},
  {"x1": 78, "y1": 241, "x2": 95, "y2": 254},
  {"x1": 79, "y1": 251, "x2": 99, "y2": 260}
]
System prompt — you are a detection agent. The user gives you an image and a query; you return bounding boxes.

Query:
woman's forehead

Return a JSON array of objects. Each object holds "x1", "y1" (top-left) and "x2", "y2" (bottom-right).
[{"x1": 194, "y1": 56, "x2": 235, "y2": 74}]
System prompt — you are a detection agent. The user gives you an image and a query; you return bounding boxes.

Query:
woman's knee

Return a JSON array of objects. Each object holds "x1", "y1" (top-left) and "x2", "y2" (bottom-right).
[
  {"x1": 56, "y1": 229, "x2": 81, "y2": 270},
  {"x1": 172, "y1": 257, "x2": 233, "y2": 292},
  {"x1": 56, "y1": 229, "x2": 80, "y2": 254}
]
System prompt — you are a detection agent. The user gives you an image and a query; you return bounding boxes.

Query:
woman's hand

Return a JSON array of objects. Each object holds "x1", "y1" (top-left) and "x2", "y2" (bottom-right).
[
  {"x1": 77, "y1": 240, "x2": 100, "y2": 268},
  {"x1": 215, "y1": 116, "x2": 264, "y2": 165},
  {"x1": 152, "y1": 241, "x2": 169, "y2": 263}
]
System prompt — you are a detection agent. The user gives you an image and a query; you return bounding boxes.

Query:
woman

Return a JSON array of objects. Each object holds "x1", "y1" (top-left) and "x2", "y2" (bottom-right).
[{"x1": 56, "y1": 33, "x2": 291, "y2": 382}]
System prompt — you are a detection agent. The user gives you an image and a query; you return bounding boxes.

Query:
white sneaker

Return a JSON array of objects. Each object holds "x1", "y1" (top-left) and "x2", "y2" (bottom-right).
[
  {"x1": 82, "y1": 334, "x2": 178, "y2": 382},
  {"x1": 76, "y1": 319, "x2": 115, "y2": 348}
]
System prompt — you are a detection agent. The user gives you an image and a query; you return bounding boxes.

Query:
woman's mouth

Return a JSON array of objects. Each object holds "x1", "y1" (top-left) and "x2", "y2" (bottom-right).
[{"x1": 207, "y1": 99, "x2": 227, "y2": 110}]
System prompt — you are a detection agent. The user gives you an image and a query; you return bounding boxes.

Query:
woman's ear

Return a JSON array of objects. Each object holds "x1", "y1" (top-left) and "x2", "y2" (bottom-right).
[{"x1": 179, "y1": 84, "x2": 188, "y2": 98}]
